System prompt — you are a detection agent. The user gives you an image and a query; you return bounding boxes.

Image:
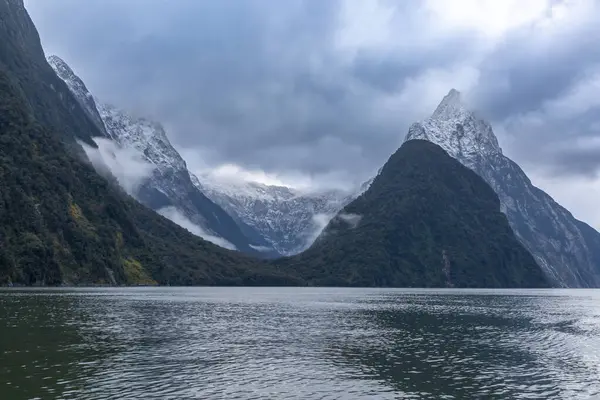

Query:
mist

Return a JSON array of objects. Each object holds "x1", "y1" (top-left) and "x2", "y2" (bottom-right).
[
  {"x1": 157, "y1": 206, "x2": 237, "y2": 251},
  {"x1": 79, "y1": 137, "x2": 155, "y2": 195},
  {"x1": 300, "y1": 211, "x2": 363, "y2": 252}
]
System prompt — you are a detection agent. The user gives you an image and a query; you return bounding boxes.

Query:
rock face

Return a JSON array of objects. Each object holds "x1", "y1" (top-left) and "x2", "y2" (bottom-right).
[
  {"x1": 278, "y1": 140, "x2": 549, "y2": 288},
  {"x1": 406, "y1": 89, "x2": 600, "y2": 287},
  {"x1": 195, "y1": 176, "x2": 371, "y2": 256},
  {"x1": 48, "y1": 55, "x2": 272, "y2": 255}
]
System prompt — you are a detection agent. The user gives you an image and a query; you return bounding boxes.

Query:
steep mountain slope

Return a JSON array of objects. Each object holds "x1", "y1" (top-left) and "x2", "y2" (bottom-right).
[
  {"x1": 47, "y1": 55, "x2": 107, "y2": 135},
  {"x1": 406, "y1": 89, "x2": 600, "y2": 287},
  {"x1": 0, "y1": 0, "x2": 298, "y2": 286},
  {"x1": 48, "y1": 56, "x2": 273, "y2": 256},
  {"x1": 278, "y1": 140, "x2": 549, "y2": 288},
  {"x1": 195, "y1": 175, "x2": 369, "y2": 255}
]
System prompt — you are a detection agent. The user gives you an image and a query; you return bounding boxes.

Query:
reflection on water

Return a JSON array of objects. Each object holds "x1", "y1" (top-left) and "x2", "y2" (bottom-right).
[{"x1": 1, "y1": 288, "x2": 600, "y2": 399}]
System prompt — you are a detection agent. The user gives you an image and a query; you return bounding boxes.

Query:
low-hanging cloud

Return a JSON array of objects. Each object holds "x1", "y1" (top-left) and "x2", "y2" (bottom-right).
[
  {"x1": 157, "y1": 206, "x2": 237, "y2": 250},
  {"x1": 302, "y1": 211, "x2": 362, "y2": 251},
  {"x1": 302, "y1": 212, "x2": 337, "y2": 251},
  {"x1": 79, "y1": 136, "x2": 155, "y2": 195}
]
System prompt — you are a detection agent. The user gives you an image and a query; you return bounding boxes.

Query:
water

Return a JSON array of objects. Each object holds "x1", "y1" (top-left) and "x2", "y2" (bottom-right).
[{"x1": 1, "y1": 288, "x2": 600, "y2": 399}]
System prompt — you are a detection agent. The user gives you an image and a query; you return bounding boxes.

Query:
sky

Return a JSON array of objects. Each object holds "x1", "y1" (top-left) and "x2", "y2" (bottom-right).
[{"x1": 24, "y1": 0, "x2": 600, "y2": 228}]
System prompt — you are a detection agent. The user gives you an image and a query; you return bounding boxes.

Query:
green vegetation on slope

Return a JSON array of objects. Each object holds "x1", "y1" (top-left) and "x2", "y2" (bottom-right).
[{"x1": 278, "y1": 140, "x2": 549, "y2": 288}]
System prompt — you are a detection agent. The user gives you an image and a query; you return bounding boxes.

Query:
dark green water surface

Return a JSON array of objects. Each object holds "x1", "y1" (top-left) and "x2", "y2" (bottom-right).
[{"x1": 1, "y1": 288, "x2": 600, "y2": 399}]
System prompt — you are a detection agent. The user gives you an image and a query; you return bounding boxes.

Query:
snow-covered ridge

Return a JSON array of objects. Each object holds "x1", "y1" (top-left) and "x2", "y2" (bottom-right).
[
  {"x1": 407, "y1": 89, "x2": 501, "y2": 162},
  {"x1": 97, "y1": 102, "x2": 187, "y2": 173},
  {"x1": 405, "y1": 88, "x2": 600, "y2": 288},
  {"x1": 195, "y1": 174, "x2": 366, "y2": 255}
]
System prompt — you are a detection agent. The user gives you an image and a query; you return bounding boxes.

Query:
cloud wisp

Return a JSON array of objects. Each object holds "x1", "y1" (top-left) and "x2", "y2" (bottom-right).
[
  {"x1": 79, "y1": 137, "x2": 155, "y2": 195},
  {"x1": 157, "y1": 206, "x2": 237, "y2": 250}
]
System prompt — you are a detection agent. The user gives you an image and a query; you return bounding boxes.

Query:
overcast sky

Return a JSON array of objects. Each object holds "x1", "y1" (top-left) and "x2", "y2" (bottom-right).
[{"x1": 25, "y1": 0, "x2": 600, "y2": 228}]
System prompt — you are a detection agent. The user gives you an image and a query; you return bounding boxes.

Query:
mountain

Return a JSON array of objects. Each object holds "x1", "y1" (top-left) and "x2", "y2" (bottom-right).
[
  {"x1": 277, "y1": 140, "x2": 549, "y2": 288},
  {"x1": 406, "y1": 89, "x2": 600, "y2": 287},
  {"x1": 0, "y1": 0, "x2": 298, "y2": 286},
  {"x1": 47, "y1": 55, "x2": 273, "y2": 256},
  {"x1": 195, "y1": 176, "x2": 370, "y2": 255}
]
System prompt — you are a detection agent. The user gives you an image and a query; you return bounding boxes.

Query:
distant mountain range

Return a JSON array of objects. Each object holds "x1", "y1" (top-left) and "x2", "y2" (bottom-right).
[
  {"x1": 48, "y1": 55, "x2": 275, "y2": 256},
  {"x1": 195, "y1": 175, "x2": 372, "y2": 255}
]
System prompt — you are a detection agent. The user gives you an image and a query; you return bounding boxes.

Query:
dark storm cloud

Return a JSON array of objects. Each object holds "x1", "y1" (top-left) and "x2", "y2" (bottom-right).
[
  {"x1": 350, "y1": 32, "x2": 480, "y2": 94},
  {"x1": 473, "y1": 20, "x2": 600, "y2": 120},
  {"x1": 24, "y1": 0, "x2": 600, "y2": 188},
  {"x1": 503, "y1": 105, "x2": 600, "y2": 179},
  {"x1": 463, "y1": 2, "x2": 600, "y2": 180}
]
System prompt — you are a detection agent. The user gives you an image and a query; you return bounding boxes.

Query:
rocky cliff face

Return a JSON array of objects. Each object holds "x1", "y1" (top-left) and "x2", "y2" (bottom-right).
[
  {"x1": 406, "y1": 89, "x2": 600, "y2": 287},
  {"x1": 47, "y1": 55, "x2": 107, "y2": 135}
]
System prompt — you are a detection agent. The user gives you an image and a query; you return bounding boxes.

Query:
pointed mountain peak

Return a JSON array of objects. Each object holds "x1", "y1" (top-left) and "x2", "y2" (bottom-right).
[
  {"x1": 405, "y1": 89, "x2": 502, "y2": 158},
  {"x1": 439, "y1": 88, "x2": 462, "y2": 106},
  {"x1": 431, "y1": 88, "x2": 469, "y2": 120}
]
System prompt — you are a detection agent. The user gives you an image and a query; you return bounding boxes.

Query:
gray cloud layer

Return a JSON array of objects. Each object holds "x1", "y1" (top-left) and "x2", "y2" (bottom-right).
[{"x1": 25, "y1": 1, "x2": 600, "y2": 194}]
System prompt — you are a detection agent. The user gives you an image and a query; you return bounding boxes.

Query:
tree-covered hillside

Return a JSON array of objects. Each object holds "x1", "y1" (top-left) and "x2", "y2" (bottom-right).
[{"x1": 277, "y1": 140, "x2": 549, "y2": 288}]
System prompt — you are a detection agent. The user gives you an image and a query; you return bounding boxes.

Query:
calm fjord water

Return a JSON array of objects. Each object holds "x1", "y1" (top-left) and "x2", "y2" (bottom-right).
[{"x1": 1, "y1": 288, "x2": 600, "y2": 399}]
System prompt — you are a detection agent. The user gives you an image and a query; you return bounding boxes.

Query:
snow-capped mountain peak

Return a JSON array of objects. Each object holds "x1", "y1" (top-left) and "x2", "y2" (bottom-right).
[
  {"x1": 407, "y1": 89, "x2": 502, "y2": 161},
  {"x1": 404, "y1": 88, "x2": 600, "y2": 288},
  {"x1": 432, "y1": 88, "x2": 463, "y2": 118}
]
